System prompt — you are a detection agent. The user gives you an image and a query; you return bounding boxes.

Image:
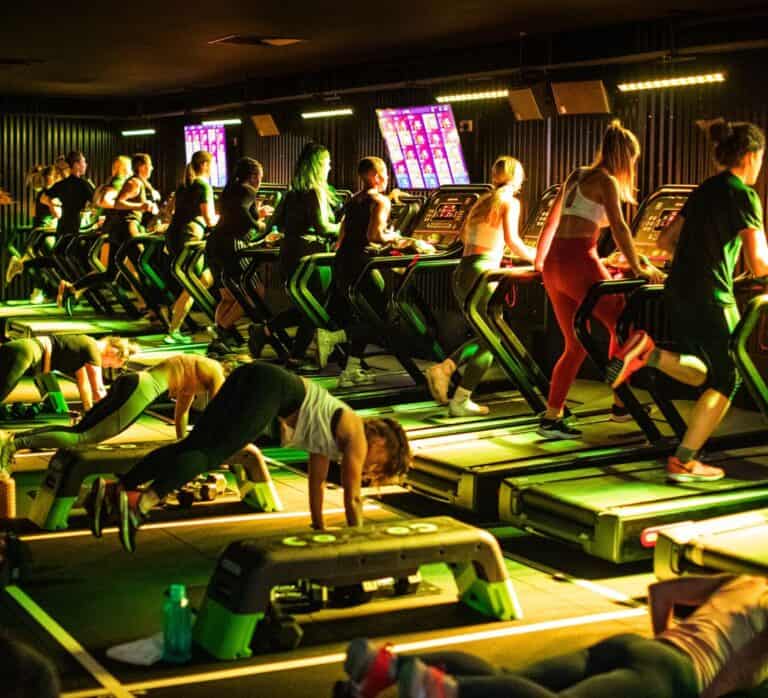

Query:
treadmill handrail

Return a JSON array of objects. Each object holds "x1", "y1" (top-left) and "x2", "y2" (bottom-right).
[
  {"x1": 574, "y1": 278, "x2": 664, "y2": 443},
  {"x1": 731, "y1": 291, "x2": 768, "y2": 421},
  {"x1": 463, "y1": 267, "x2": 549, "y2": 415},
  {"x1": 286, "y1": 252, "x2": 337, "y2": 329}
]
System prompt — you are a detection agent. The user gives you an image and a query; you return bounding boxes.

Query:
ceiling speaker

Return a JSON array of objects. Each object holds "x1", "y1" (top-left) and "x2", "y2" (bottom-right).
[
  {"x1": 251, "y1": 114, "x2": 281, "y2": 137},
  {"x1": 508, "y1": 88, "x2": 544, "y2": 121},
  {"x1": 551, "y1": 81, "x2": 611, "y2": 115}
]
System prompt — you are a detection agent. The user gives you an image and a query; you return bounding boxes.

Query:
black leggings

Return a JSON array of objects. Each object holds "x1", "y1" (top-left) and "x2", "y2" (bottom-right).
[
  {"x1": 73, "y1": 219, "x2": 142, "y2": 293},
  {"x1": 121, "y1": 362, "x2": 305, "y2": 497},
  {"x1": 14, "y1": 372, "x2": 164, "y2": 451},
  {"x1": 0, "y1": 339, "x2": 43, "y2": 403},
  {"x1": 410, "y1": 635, "x2": 698, "y2": 698}
]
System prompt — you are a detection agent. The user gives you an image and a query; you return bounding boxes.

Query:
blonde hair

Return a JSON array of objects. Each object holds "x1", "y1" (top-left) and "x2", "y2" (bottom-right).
[
  {"x1": 102, "y1": 336, "x2": 139, "y2": 362},
  {"x1": 185, "y1": 150, "x2": 213, "y2": 186},
  {"x1": 593, "y1": 120, "x2": 640, "y2": 204},
  {"x1": 465, "y1": 156, "x2": 524, "y2": 228}
]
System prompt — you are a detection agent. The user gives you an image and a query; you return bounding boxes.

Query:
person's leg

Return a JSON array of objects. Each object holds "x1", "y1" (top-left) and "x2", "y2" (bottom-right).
[
  {"x1": 0, "y1": 341, "x2": 38, "y2": 404},
  {"x1": 121, "y1": 363, "x2": 302, "y2": 499},
  {"x1": 13, "y1": 373, "x2": 156, "y2": 451},
  {"x1": 540, "y1": 277, "x2": 585, "y2": 435},
  {"x1": 227, "y1": 443, "x2": 283, "y2": 511}
]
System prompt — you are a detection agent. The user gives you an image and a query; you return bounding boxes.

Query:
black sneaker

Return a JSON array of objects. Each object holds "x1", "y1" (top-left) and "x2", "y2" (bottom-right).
[
  {"x1": 118, "y1": 489, "x2": 147, "y2": 553},
  {"x1": 85, "y1": 477, "x2": 119, "y2": 538},
  {"x1": 537, "y1": 417, "x2": 582, "y2": 440},
  {"x1": 610, "y1": 403, "x2": 652, "y2": 423}
]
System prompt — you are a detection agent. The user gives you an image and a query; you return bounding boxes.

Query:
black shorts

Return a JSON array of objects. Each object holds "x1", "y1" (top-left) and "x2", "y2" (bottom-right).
[{"x1": 665, "y1": 289, "x2": 741, "y2": 399}]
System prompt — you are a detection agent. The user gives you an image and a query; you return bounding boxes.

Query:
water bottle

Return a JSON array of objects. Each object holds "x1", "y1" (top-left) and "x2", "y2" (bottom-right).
[{"x1": 163, "y1": 584, "x2": 192, "y2": 663}]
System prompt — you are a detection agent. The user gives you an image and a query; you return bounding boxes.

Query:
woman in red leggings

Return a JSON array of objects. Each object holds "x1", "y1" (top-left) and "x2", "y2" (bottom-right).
[{"x1": 534, "y1": 120, "x2": 665, "y2": 438}]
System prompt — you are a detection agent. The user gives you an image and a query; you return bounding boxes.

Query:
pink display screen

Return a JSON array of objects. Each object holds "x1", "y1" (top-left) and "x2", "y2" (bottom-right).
[
  {"x1": 376, "y1": 105, "x2": 469, "y2": 190},
  {"x1": 183, "y1": 124, "x2": 228, "y2": 188}
]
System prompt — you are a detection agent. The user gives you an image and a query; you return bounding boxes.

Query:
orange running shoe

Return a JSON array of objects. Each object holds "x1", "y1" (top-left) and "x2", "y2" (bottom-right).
[
  {"x1": 605, "y1": 330, "x2": 656, "y2": 389},
  {"x1": 667, "y1": 456, "x2": 725, "y2": 483}
]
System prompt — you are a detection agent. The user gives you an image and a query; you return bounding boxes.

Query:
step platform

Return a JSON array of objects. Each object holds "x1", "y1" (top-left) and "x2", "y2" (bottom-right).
[{"x1": 193, "y1": 515, "x2": 522, "y2": 659}]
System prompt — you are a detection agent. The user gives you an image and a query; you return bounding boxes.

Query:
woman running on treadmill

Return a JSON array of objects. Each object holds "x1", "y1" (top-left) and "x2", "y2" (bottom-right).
[
  {"x1": 206, "y1": 157, "x2": 271, "y2": 354},
  {"x1": 426, "y1": 156, "x2": 534, "y2": 417},
  {"x1": 0, "y1": 354, "x2": 224, "y2": 466},
  {"x1": 54, "y1": 155, "x2": 132, "y2": 310},
  {"x1": 340, "y1": 574, "x2": 768, "y2": 698},
  {"x1": 609, "y1": 120, "x2": 767, "y2": 483},
  {"x1": 5, "y1": 164, "x2": 63, "y2": 300},
  {"x1": 163, "y1": 150, "x2": 219, "y2": 344},
  {"x1": 534, "y1": 120, "x2": 665, "y2": 439},
  {"x1": 88, "y1": 360, "x2": 410, "y2": 552},
  {"x1": 0, "y1": 335, "x2": 134, "y2": 412},
  {"x1": 261, "y1": 142, "x2": 342, "y2": 366}
]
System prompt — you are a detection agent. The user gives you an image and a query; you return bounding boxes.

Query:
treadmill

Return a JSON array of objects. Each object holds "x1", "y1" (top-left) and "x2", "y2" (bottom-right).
[
  {"x1": 497, "y1": 249, "x2": 768, "y2": 564},
  {"x1": 287, "y1": 185, "x2": 489, "y2": 407},
  {"x1": 404, "y1": 185, "x2": 699, "y2": 515}
]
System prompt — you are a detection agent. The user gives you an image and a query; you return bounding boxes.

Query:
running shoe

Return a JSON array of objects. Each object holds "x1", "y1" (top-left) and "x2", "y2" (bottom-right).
[
  {"x1": 448, "y1": 398, "x2": 489, "y2": 417},
  {"x1": 85, "y1": 477, "x2": 120, "y2": 538},
  {"x1": 316, "y1": 328, "x2": 346, "y2": 369},
  {"x1": 163, "y1": 331, "x2": 193, "y2": 345},
  {"x1": 5, "y1": 255, "x2": 24, "y2": 285},
  {"x1": 398, "y1": 658, "x2": 454, "y2": 698},
  {"x1": 666, "y1": 456, "x2": 725, "y2": 483},
  {"x1": 29, "y1": 288, "x2": 46, "y2": 305},
  {"x1": 118, "y1": 488, "x2": 147, "y2": 553},
  {"x1": 425, "y1": 359, "x2": 455, "y2": 405},
  {"x1": 338, "y1": 368, "x2": 377, "y2": 388},
  {"x1": 605, "y1": 330, "x2": 656, "y2": 389},
  {"x1": 343, "y1": 638, "x2": 397, "y2": 698},
  {"x1": 537, "y1": 416, "x2": 582, "y2": 440}
]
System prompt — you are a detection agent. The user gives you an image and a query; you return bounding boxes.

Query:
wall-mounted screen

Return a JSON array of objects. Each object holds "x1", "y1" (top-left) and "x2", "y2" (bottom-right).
[
  {"x1": 376, "y1": 105, "x2": 469, "y2": 190},
  {"x1": 183, "y1": 124, "x2": 228, "y2": 188}
]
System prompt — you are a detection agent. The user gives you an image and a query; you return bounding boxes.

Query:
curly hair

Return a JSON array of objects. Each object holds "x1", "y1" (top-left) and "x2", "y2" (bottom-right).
[{"x1": 363, "y1": 417, "x2": 411, "y2": 482}]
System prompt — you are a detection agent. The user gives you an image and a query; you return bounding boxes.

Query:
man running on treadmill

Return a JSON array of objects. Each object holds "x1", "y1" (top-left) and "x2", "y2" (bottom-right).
[
  {"x1": 609, "y1": 120, "x2": 767, "y2": 482},
  {"x1": 40, "y1": 150, "x2": 95, "y2": 241}
]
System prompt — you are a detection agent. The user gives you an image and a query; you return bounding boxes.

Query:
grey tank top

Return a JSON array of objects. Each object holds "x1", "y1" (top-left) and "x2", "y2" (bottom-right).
[{"x1": 283, "y1": 379, "x2": 347, "y2": 461}]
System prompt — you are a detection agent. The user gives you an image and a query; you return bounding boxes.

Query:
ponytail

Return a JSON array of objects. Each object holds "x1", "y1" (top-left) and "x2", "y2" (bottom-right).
[{"x1": 705, "y1": 118, "x2": 765, "y2": 169}]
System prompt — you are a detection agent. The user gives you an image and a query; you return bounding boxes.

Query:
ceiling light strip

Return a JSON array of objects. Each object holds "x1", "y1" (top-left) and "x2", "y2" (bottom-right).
[
  {"x1": 436, "y1": 89, "x2": 509, "y2": 103},
  {"x1": 301, "y1": 108, "x2": 354, "y2": 119},
  {"x1": 121, "y1": 129, "x2": 156, "y2": 136},
  {"x1": 202, "y1": 118, "x2": 242, "y2": 126},
  {"x1": 618, "y1": 72, "x2": 725, "y2": 92}
]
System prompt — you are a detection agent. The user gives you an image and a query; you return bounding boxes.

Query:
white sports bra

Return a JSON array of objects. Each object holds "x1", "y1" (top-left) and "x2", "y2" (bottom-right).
[{"x1": 562, "y1": 170, "x2": 610, "y2": 228}]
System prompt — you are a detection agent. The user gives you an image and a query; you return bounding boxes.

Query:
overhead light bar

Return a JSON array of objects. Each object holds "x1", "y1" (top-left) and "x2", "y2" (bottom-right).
[
  {"x1": 618, "y1": 72, "x2": 725, "y2": 92},
  {"x1": 436, "y1": 89, "x2": 509, "y2": 103},
  {"x1": 201, "y1": 118, "x2": 242, "y2": 126},
  {"x1": 300, "y1": 108, "x2": 353, "y2": 120},
  {"x1": 121, "y1": 128, "x2": 156, "y2": 136}
]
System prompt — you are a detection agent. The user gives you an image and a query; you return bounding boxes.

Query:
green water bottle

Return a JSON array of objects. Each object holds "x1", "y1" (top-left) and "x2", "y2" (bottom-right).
[{"x1": 163, "y1": 584, "x2": 192, "y2": 663}]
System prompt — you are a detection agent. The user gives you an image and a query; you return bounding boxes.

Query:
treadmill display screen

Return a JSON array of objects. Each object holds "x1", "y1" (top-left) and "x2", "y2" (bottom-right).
[
  {"x1": 376, "y1": 105, "x2": 470, "y2": 190},
  {"x1": 183, "y1": 124, "x2": 228, "y2": 188},
  {"x1": 434, "y1": 203, "x2": 460, "y2": 220},
  {"x1": 655, "y1": 209, "x2": 679, "y2": 231}
]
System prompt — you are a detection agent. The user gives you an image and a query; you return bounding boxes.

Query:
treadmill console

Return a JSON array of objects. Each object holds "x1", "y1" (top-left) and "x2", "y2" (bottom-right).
[
  {"x1": 606, "y1": 186, "x2": 695, "y2": 269},
  {"x1": 255, "y1": 184, "x2": 287, "y2": 214},
  {"x1": 410, "y1": 189, "x2": 487, "y2": 249},
  {"x1": 503, "y1": 184, "x2": 561, "y2": 264}
]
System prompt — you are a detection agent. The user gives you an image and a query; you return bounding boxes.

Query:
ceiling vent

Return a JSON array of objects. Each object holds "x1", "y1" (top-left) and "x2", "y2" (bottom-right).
[{"x1": 208, "y1": 35, "x2": 305, "y2": 47}]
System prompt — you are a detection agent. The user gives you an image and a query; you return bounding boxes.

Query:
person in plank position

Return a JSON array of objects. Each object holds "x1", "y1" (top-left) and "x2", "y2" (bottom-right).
[
  {"x1": 0, "y1": 354, "x2": 225, "y2": 467},
  {"x1": 89, "y1": 361, "x2": 411, "y2": 552}
]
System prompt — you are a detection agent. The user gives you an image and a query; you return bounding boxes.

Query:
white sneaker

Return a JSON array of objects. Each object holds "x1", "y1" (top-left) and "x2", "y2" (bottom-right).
[
  {"x1": 448, "y1": 398, "x2": 490, "y2": 417},
  {"x1": 5, "y1": 255, "x2": 24, "y2": 284},
  {"x1": 316, "y1": 328, "x2": 346, "y2": 368},
  {"x1": 338, "y1": 368, "x2": 377, "y2": 388},
  {"x1": 29, "y1": 289, "x2": 46, "y2": 305},
  {"x1": 425, "y1": 359, "x2": 455, "y2": 405}
]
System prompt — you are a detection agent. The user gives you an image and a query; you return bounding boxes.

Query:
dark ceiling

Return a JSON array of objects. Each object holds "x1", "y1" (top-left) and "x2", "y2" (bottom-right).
[{"x1": 1, "y1": 0, "x2": 766, "y2": 101}]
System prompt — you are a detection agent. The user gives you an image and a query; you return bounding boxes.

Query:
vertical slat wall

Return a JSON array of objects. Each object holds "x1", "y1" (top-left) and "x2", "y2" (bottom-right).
[{"x1": 0, "y1": 113, "x2": 117, "y2": 298}]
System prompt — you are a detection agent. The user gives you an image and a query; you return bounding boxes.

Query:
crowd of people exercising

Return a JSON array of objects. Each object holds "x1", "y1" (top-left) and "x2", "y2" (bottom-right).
[{"x1": 0, "y1": 117, "x2": 763, "y2": 551}]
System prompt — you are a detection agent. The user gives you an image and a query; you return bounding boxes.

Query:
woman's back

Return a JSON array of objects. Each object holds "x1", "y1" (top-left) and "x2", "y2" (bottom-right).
[{"x1": 557, "y1": 168, "x2": 611, "y2": 237}]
